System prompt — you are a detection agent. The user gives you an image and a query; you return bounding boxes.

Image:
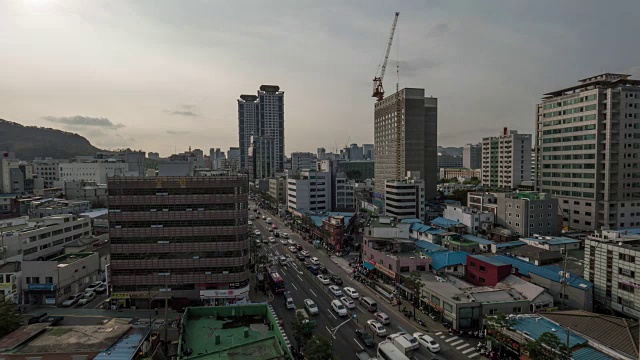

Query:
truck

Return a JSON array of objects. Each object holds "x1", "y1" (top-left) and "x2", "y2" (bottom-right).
[{"x1": 387, "y1": 333, "x2": 415, "y2": 357}]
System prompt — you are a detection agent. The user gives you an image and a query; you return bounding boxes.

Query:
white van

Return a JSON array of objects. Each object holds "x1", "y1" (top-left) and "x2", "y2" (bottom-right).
[
  {"x1": 360, "y1": 297, "x2": 377, "y2": 312},
  {"x1": 266, "y1": 218, "x2": 272, "y2": 224},
  {"x1": 387, "y1": 333, "x2": 415, "y2": 357}
]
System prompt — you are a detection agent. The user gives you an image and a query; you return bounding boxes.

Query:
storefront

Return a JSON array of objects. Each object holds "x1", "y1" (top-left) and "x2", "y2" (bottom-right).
[
  {"x1": 375, "y1": 263, "x2": 397, "y2": 282},
  {"x1": 25, "y1": 283, "x2": 57, "y2": 305},
  {"x1": 199, "y1": 285, "x2": 250, "y2": 306},
  {"x1": 110, "y1": 292, "x2": 131, "y2": 309}
]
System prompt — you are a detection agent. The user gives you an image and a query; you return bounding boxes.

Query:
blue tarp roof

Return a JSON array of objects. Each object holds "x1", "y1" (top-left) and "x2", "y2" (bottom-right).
[
  {"x1": 94, "y1": 327, "x2": 150, "y2": 360},
  {"x1": 510, "y1": 317, "x2": 587, "y2": 348},
  {"x1": 428, "y1": 251, "x2": 469, "y2": 270},
  {"x1": 415, "y1": 240, "x2": 446, "y2": 253},
  {"x1": 430, "y1": 217, "x2": 462, "y2": 228},
  {"x1": 469, "y1": 255, "x2": 508, "y2": 267},
  {"x1": 363, "y1": 261, "x2": 375, "y2": 270},
  {"x1": 494, "y1": 241, "x2": 526, "y2": 249},
  {"x1": 400, "y1": 218, "x2": 423, "y2": 224},
  {"x1": 572, "y1": 347, "x2": 613, "y2": 360},
  {"x1": 461, "y1": 234, "x2": 494, "y2": 245},
  {"x1": 624, "y1": 228, "x2": 640, "y2": 234},
  {"x1": 493, "y1": 255, "x2": 593, "y2": 290},
  {"x1": 410, "y1": 223, "x2": 432, "y2": 233}
]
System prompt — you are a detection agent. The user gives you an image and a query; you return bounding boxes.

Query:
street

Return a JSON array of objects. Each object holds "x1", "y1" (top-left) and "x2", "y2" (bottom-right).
[{"x1": 253, "y1": 203, "x2": 484, "y2": 360}]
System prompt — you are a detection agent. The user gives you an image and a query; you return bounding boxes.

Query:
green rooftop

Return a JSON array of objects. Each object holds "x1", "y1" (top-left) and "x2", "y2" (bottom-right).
[{"x1": 178, "y1": 305, "x2": 292, "y2": 360}]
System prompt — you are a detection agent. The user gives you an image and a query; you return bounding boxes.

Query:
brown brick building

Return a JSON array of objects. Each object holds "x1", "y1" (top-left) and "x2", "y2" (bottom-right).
[{"x1": 107, "y1": 175, "x2": 250, "y2": 308}]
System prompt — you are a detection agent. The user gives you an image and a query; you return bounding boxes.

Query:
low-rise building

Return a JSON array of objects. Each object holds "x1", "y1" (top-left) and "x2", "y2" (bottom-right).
[
  {"x1": 443, "y1": 204, "x2": 495, "y2": 235},
  {"x1": 322, "y1": 216, "x2": 347, "y2": 253},
  {"x1": 269, "y1": 176, "x2": 287, "y2": 205},
  {"x1": 365, "y1": 216, "x2": 412, "y2": 239},
  {"x1": 287, "y1": 170, "x2": 331, "y2": 212},
  {"x1": 437, "y1": 182, "x2": 471, "y2": 196},
  {"x1": 32, "y1": 158, "x2": 67, "y2": 188},
  {"x1": 28, "y1": 198, "x2": 92, "y2": 218},
  {"x1": 441, "y1": 234, "x2": 481, "y2": 254},
  {"x1": 520, "y1": 235, "x2": 581, "y2": 252},
  {"x1": 64, "y1": 180, "x2": 108, "y2": 207},
  {"x1": 507, "y1": 245, "x2": 563, "y2": 266},
  {"x1": 59, "y1": 159, "x2": 128, "y2": 183},
  {"x1": 0, "y1": 262, "x2": 21, "y2": 303},
  {"x1": 362, "y1": 237, "x2": 430, "y2": 281},
  {"x1": 22, "y1": 252, "x2": 100, "y2": 305},
  {"x1": 466, "y1": 255, "x2": 512, "y2": 286},
  {"x1": 439, "y1": 168, "x2": 481, "y2": 181}
]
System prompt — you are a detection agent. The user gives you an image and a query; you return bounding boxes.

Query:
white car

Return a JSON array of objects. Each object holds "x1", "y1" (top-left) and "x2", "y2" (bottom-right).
[
  {"x1": 77, "y1": 291, "x2": 96, "y2": 305},
  {"x1": 283, "y1": 233, "x2": 290, "y2": 239},
  {"x1": 328, "y1": 285, "x2": 342, "y2": 296},
  {"x1": 374, "y1": 312, "x2": 390, "y2": 325},
  {"x1": 300, "y1": 250, "x2": 310, "y2": 257},
  {"x1": 262, "y1": 216, "x2": 267, "y2": 220},
  {"x1": 391, "y1": 332, "x2": 418, "y2": 350},
  {"x1": 85, "y1": 281, "x2": 103, "y2": 293},
  {"x1": 331, "y1": 300, "x2": 348, "y2": 316},
  {"x1": 310, "y1": 257, "x2": 320, "y2": 265},
  {"x1": 367, "y1": 319, "x2": 387, "y2": 337},
  {"x1": 248, "y1": 220, "x2": 252, "y2": 225},
  {"x1": 280, "y1": 239, "x2": 288, "y2": 245},
  {"x1": 340, "y1": 296, "x2": 355, "y2": 309},
  {"x1": 414, "y1": 332, "x2": 440, "y2": 353},
  {"x1": 287, "y1": 239, "x2": 295, "y2": 245},
  {"x1": 288, "y1": 246, "x2": 298, "y2": 253},
  {"x1": 61, "y1": 293, "x2": 83, "y2": 307},
  {"x1": 343, "y1": 287, "x2": 360, "y2": 299},
  {"x1": 317, "y1": 275, "x2": 330, "y2": 285},
  {"x1": 304, "y1": 299, "x2": 319, "y2": 315},
  {"x1": 262, "y1": 237, "x2": 269, "y2": 243},
  {"x1": 254, "y1": 230, "x2": 261, "y2": 236},
  {"x1": 269, "y1": 237, "x2": 276, "y2": 243}
]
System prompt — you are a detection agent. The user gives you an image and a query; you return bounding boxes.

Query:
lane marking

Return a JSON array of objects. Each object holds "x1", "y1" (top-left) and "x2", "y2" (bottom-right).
[
  {"x1": 435, "y1": 332, "x2": 442, "y2": 335},
  {"x1": 291, "y1": 284, "x2": 297, "y2": 290},
  {"x1": 440, "y1": 335, "x2": 446, "y2": 339},
  {"x1": 462, "y1": 347, "x2": 475, "y2": 354},
  {"x1": 450, "y1": 339, "x2": 464, "y2": 346},
  {"x1": 297, "y1": 275, "x2": 303, "y2": 281},
  {"x1": 468, "y1": 352, "x2": 480, "y2": 358},
  {"x1": 328, "y1": 310, "x2": 337, "y2": 319},
  {"x1": 457, "y1": 343, "x2": 470, "y2": 350},
  {"x1": 309, "y1": 289, "x2": 317, "y2": 297},
  {"x1": 445, "y1": 336, "x2": 458, "y2": 343},
  {"x1": 357, "y1": 306, "x2": 367, "y2": 313},
  {"x1": 353, "y1": 338, "x2": 364, "y2": 350}
]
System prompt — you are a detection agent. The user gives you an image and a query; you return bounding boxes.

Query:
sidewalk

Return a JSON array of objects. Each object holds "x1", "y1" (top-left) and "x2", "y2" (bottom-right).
[{"x1": 329, "y1": 255, "x2": 354, "y2": 274}]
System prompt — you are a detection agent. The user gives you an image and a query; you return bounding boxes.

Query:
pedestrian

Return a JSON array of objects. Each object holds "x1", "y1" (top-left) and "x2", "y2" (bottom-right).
[{"x1": 155, "y1": 307, "x2": 159, "y2": 316}]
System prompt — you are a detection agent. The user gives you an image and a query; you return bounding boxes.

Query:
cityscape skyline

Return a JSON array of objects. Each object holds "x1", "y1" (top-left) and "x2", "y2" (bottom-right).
[{"x1": 2, "y1": 0, "x2": 640, "y2": 156}]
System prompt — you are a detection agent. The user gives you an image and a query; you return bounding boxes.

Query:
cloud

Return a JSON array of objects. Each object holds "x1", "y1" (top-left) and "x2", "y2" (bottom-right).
[
  {"x1": 166, "y1": 130, "x2": 191, "y2": 135},
  {"x1": 43, "y1": 115, "x2": 125, "y2": 129},
  {"x1": 427, "y1": 23, "x2": 450, "y2": 38},
  {"x1": 391, "y1": 58, "x2": 441, "y2": 77},
  {"x1": 164, "y1": 105, "x2": 199, "y2": 117}
]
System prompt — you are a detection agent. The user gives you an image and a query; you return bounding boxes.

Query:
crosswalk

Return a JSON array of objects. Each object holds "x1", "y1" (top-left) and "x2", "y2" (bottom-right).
[{"x1": 434, "y1": 332, "x2": 482, "y2": 358}]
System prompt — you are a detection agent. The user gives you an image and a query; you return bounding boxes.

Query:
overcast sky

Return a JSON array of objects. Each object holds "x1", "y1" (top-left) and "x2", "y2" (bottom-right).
[{"x1": 1, "y1": 0, "x2": 639, "y2": 156}]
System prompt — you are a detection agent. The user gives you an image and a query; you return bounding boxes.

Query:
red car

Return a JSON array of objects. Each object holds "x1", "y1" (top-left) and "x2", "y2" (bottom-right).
[{"x1": 295, "y1": 244, "x2": 303, "y2": 251}]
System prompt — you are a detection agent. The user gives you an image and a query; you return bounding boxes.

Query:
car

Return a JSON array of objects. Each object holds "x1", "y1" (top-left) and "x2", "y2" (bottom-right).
[
  {"x1": 269, "y1": 237, "x2": 276, "y2": 243},
  {"x1": 310, "y1": 257, "x2": 320, "y2": 265},
  {"x1": 287, "y1": 239, "x2": 295, "y2": 245},
  {"x1": 296, "y1": 252, "x2": 306, "y2": 260},
  {"x1": 367, "y1": 319, "x2": 387, "y2": 337},
  {"x1": 274, "y1": 231, "x2": 280, "y2": 237},
  {"x1": 343, "y1": 287, "x2": 359, "y2": 299},
  {"x1": 328, "y1": 285, "x2": 342, "y2": 296},
  {"x1": 317, "y1": 275, "x2": 330, "y2": 285},
  {"x1": 413, "y1": 332, "x2": 440, "y2": 353},
  {"x1": 61, "y1": 293, "x2": 83, "y2": 307},
  {"x1": 248, "y1": 220, "x2": 253, "y2": 225},
  {"x1": 262, "y1": 237, "x2": 269, "y2": 243},
  {"x1": 268, "y1": 228, "x2": 274, "y2": 233},
  {"x1": 94, "y1": 284, "x2": 107, "y2": 294},
  {"x1": 279, "y1": 256, "x2": 288, "y2": 266},
  {"x1": 317, "y1": 265, "x2": 328, "y2": 274},
  {"x1": 391, "y1": 332, "x2": 419, "y2": 350},
  {"x1": 255, "y1": 239, "x2": 262, "y2": 247},
  {"x1": 295, "y1": 244, "x2": 303, "y2": 251},
  {"x1": 330, "y1": 275, "x2": 343, "y2": 285},
  {"x1": 283, "y1": 233, "x2": 290, "y2": 239},
  {"x1": 355, "y1": 329, "x2": 375, "y2": 347},
  {"x1": 288, "y1": 246, "x2": 298, "y2": 253},
  {"x1": 374, "y1": 312, "x2": 390, "y2": 325},
  {"x1": 254, "y1": 230, "x2": 261, "y2": 236},
  {"x1": 85, "y1": 281, "x2": 103, "y2": 293},
  {"x1": 331, "y1": 300, "x2": 348, "y2": 316},
  {"x1": 262, "y1": 216, "x2": 267, "y2": 220},
  {"x1": 303, "y1": 299, "x2": 319, "y2": 315},
  {"x1": 340, "y1": 296, "x2": 355, "y2": 309},
  {"x1": 280, "y1": 239, "x2": 288, "y2": 245},
  {"x1": 77, "y1": 291, "x2": 96, "y2": 305},
  {"x1": 300, "y1": 250, "x2": 310, "y2": 257}
]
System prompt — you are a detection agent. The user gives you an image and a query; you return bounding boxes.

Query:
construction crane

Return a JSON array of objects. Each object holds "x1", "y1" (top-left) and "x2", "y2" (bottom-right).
[{"x1": 372, "y1": 12, "x2": 399, "y2": 102}]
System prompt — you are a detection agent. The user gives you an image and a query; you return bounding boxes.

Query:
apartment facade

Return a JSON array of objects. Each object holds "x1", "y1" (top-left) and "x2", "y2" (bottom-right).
[
  {"x1": 268, "y1": 176, "x2": 287, "y2": 205},
  {"x1": 59, "y1": 160, "x2": 128, "y2": 184},
  {"x1": 64, "y1": 180, "x2": 108, "y2": 207},
  {"x1": 536, "y1": 73, "x2": 640, "y2": 231},
  {"x1": 439, "y1": 168, "x2": 481, "y2": 181},
  {"x1": 495, "y1": 191, "x2": 560, "y2": 237},
  {"x1": 584, "y1": 229, "x2": 640, "y2": 318},
  {"x1": 443, "y1": 204, "x2": 495, "y2": 235},
  {"x1": 33, "y1": 158, "x2": 66, "y2": 188},
  {"x1": 286, "y1": 170, "x2": 331, "y2": 212},
  {"x1": 248, "y1": 135, "x2": 276, "y2": 181},
  {"x1": 374, "y1": 88, "x2": 437, "y2": 199},
  {"x1": 437, "y1": 154, "x2": 463, "y2": 170},
  {"x1": 482, "y1": 129, "x2": 532, "y2": 189},
  {"x1": 290, "y1": 152, "x2": 317, "y2": 172},
  {"x1": 335, "y1": 172, "x2": 355, "y2": 211},
  {"x1": 238, "y1": 95, "x2": 259, "y2": 171},
  {"x1": 384, "y1": 172, "x2": 425, "y2": 221},
  {"x1": 107, "y1": 175, "x2": 250, "y2": 307},
  {"x1": 463, "y1": 143, "x2": 482, "y2": 169}
]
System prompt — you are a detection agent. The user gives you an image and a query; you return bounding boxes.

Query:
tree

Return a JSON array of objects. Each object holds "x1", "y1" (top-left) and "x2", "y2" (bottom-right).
[
  {"x1": 291, "y1": 311, "x2": 314, "y2": 353},
  {"x1": 524, "y1": 332, "x2": 570, "y2": 360},
  {"x1": 405, "y1": 272, "x2": 424, "y2": 319},
  {"x1": 0, "y1": 299, "x2": 22, "y2": 337},
  {"x1": 256, "y1": 254, "x2": 269, "y2": 269},
  {"x1": 304, "y1": 335, "x2": 335, "y2": 360},
  {"x1": 485, "y1": 314, "x2": 514, "y2": 353},
  {"x1": 447, "y1": 189, "x2": 472, "y2": 205}
]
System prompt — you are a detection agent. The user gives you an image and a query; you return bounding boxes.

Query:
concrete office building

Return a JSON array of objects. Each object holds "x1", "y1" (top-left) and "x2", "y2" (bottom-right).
[
  {"x1": 584, "y1": 228, "x2": 640, "y2": 318},
  {"x1": 482, "y1": 129, "x2": 532, "y2": 189},
  {"x1": 363, "y1": 144, "x2": 374, "y2": 160},
  {"x1": 349, "y1": 144, "x2": 364, "y2": 161},
  {"x1": 268, "y1": 176, "x2": 287, "y2": 205},
  {"x1": 384, "y1": 172, "x2": 426, "y2": 221},
  {"x1": 536, "y1": 73, "x2": 640, "y2": 231},
  {"x1": 439, "y1": 168, "x2": 481, "y2": 181},
  {"x1": 443, "y1": 204, "x2": 495, "y2": 235},
  {"x1": 286, "y1": 170, "x2": 331, "y2": 212},
  {"x1": 290, "y1": 152, "x2": 317, "y2": 172},
  {"x1": 463, "y1": 143, "x2": 482, "y2": 169},
  {"x1": 63, "y1": 180, "x2": 108, "y2": 207},
  {"x1": 59, "y1": 160, "x2": 128, "y2": 184},
  {"x1": 437, "y1": 154, "x2": 463, "y2": 170},
  {"x1": 374, "y1": 88, "x2": 437, "y2": 199},
  {"x1": 337, "y1": 160, "x2": 375, "y2": 182},
  {"x1": 107, "y1": 175, "x2": 250, "y2": 307},
  {"x1": 28, "y1": 199, "x2": 91, "y2": 218},
  {"x1": 335, "y1": 172, "x2": 356, "y2": 211},
  {"x1": 248, "y1": 135, "x2": 276, "y2": 182},
  {"x1": 33, "y1": 158, "x2": 66, "y2": 188},
  {"x1": 226, "y1": 147, "x2": 241, "y2": 173}
]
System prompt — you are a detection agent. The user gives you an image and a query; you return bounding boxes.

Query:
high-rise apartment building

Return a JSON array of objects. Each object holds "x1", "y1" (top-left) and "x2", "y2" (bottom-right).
[
  {"x1": 463, "y1": 143, "x2": 482, "y2": 169},
  {"x1": 384, "y1": 171, "x2": 425, "y2": 221},
  {"x1": 247, "y1": 136, "x2": 275, "y2": 182},
  {"x1": 482, "y1": 128, "x2": 532, "y2": 189},
  {"x1": 107, "y1": 175, "x2": 250, "y2": 307},
  {"x1": 238, "y1": 95, "x2": 259, "y2": 171},
  {"x1": 536, "y1": 73, "x2": 640, "y2": 231},
  {"x1": 33, "y1": 158, "x2": 66, "y2": 188},
  {"x1": 363, "y1": 144, "x2": 374, "y2": 160},
  {"x1": 374, "y1": 88, "x2": 437, "y2": 199}
]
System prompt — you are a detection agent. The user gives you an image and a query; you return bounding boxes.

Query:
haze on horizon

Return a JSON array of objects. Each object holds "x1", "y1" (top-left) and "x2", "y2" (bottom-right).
[{"x1": 1, "y1": 0, "x2": 639, "y2": 156}]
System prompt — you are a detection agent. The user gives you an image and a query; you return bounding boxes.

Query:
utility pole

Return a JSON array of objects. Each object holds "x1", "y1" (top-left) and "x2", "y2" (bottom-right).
[
  {"x1": 560, "y1": 244, "x2": 569, "y2": 309},
  {"x1": 160, "y1": 272, "x2": 170, "y2": 357}
]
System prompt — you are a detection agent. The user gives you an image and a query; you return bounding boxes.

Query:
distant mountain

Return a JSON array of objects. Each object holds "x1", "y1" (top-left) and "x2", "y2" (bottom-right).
[
  {"x1": 438, "y1": 146, "x2": 463, "y2": 156},
  {"x1": 0, "y1": 119, "x2": 101, "y2": 159}
]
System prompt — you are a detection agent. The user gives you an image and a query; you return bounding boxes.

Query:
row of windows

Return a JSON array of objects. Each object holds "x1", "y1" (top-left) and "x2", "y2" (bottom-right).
[
  {"x1": 111, "y1": 250, "x2": 248, "y2": 260},
  {"x1": 111, "y1": 235, "x2": 248, "y2": 244},
  {"x1": 543, "y1": 104, "x2": 597, "y2": 118},
  {"x1": 23, "y1": 231, "x2": 91, "y2": 255},
  {"x1": 111, "y1": 265, "x2": 249, "y2": 276},
  {"x1": 110, "y1": 219, "x2": 243, "y2": 228},
  {"x1": 109, "y1": 203, "x2": 239, "y2": 212},
  {"x1": 542, "y1": 95, "x2": 598, "y2": 110},
  {"x1": 541, "y1": 181, "x2": 595, "y2": 188},
  {"x1": 542, "y1": 134, "x2": 596, "y2": 143},
  {"x1": 542, "y1": 144, "x2": 596, "y2": 152},
  {"x1": 542, "y1": 154, "x2": 596, "y2": 161},
  {"x1": 542, "y1": 124, "x2": 597, "y2": 135},
  {"x1": 110, "y1": 187, "x2": 242, "y2": 196},
  {"x1": 542, "y1": 172, "x2": 595, "y2": 179},
  {"x1": 542, "y1": 189, "x2": 595, "y2": 198},
  {"x1": 542, "y1": 114, "x2": 597, "y2": 127}
]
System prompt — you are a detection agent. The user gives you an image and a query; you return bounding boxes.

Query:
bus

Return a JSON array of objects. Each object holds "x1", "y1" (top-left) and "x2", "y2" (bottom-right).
[
  {"x1": 265, "y1": 266, "x2": 285, "y2": 294},
  {"x1": 377, "y1": 341, "x2": 410, "y2": 360}
]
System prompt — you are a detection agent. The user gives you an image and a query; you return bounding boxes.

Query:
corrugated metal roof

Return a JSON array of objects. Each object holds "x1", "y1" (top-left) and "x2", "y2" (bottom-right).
[
  {"x1": 461, "y1": 234, "x2": 494, "y2": 245},
  {"x1": 511, "y1": 317, "x2": 587, "y2": 348},
  {"x1": 430, "y1": 217, "x2": 462, "y2": 228},
  {"x1": 493, "y1": 255, "x2": 592, "y2": 290},
  {"x1": 469, "y1": 255, "x2": 507, "y2": 267},
  {"x1": 572, "y1": 347, "x2": 613, "y2": 360},
  {"x1": 93, "y1": 327, "x2": 150, "y2": 360},
  {"x1": 400, "y1": 218, "x2": 423, "y2": 224},
  {"x1": 428, "y1": 251, "x2": 468, "y2": 270},
  {"x1": 415, "y1": 240, "x2": 446, "y2": 253}
]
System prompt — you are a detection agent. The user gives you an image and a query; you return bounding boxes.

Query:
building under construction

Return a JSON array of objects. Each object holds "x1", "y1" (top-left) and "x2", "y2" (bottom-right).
[{"x1": 373, "y1": 88, "x2": 438, "y2": 199}]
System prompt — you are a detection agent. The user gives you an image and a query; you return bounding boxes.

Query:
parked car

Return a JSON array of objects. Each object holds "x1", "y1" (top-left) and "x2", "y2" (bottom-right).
[
  {"x1": 390, "y1": 332, "x2": 418, "y2": 350},
  {"x1": 77, "y1": 291, "x2": 96, "y2": 305},
  {"x1": 289, "y1": 246, "x2": 298, "y2": 253},
  {"x1": 296, "y1": 252, "x2": 306, "y2": 261},
  {"x1": 304, "y1": 299, "x2": 319, "y2": 315},
  {"x1": 328, "y1": 285, "x2": 342, "y2": 296},
  {"x1": 330, "y1": 275, "x2": 343, "y2": 285},
  {"x1": 279, "y1": 256, "x2": 288, "y2": 266},
  {"x1": 300, "y1": 250, "x2": 310, "y2": 257},
  {"x1": 343, "y1": 287, "x2": 359, "y2": 299},
  {"x1": 269, "y1": 237, "x2": 276, "y2": 243},
  {"x1": 317, "y1": 265, "x2": 328, "y2": 274},
  {"x1": 317, "y1": 275, "x2": 330, "y2": 285},
  {"x1": 331, "y1": 300, "x2": 347, "y2": 316},
  {"x1": 262, "y1": 237, "x2": 269, "y2": 243},
  {"x1": 310, "y1": 257, "x2": 320, "y2": 265},
  {"x1": 287, "y1": 239, "x2": 295, "y2": 245},
  {"x1": 356, "y1": 329, "x2": 375, "y2": 347},
  {"x1": 85, "y1": 281, "x2": 103, "y2": 293},
  {"x1": 262, "y1": 216, "x2": 267, "y2": 220},
  {"x1": 61, "y1": 293, "x2": 83, "y2": 307},
  {"x1": 274, "y1": 231, "x2": 280, "y2": 237},
  {"x1": 374, "y1": 311, "x2": 390, "y2": 325},
  {"x1": 283, "y1": 233, "x2": 290, "y2": 239},
  {"x1": 254, "y1": 230, "x2": 261, "y2": 236},
  {"x1": 340, "y1": 296, "x2": 355, "y2": 309},
  {"x1": 94, "y1": 284, "x2": 107, "y2": 294},
  {"x1": 280, "y1": 238, "x2": 288, "y2": 245},
  {"x1": 367, "y1": 319, "x2": 387, "y2": 336},
  {"x1": 413, "y1": 332, "x2": 440, "y2": 353},
  {"x1": 295, "y1": 244, "x2": 303, "y2": 251}
]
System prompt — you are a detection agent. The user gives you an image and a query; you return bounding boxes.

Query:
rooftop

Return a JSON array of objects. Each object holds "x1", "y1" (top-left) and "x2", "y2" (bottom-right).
[
  {"x1": 178, "y1": 305, "x2": 291, "y2": 360},
  {"x1": 524, "y1": 236, "x2": 580, "y2": 246},
  {"x1": 508, "y1": 316, "x2": 587, "y2": 348},
  {"x1": 428, "y1": 251, "x2": 468, "y2": 270},
  {"x1": 0, "y1": 261, "x2": 21, "y2": 273},
  {"x1": 493, "y1": 255, "x2": 592, "y2": 290},
  {"x1": 52, "y1": 252, "x2": 94, "y2": 266},
  {"x1": 461, "y1": 234, "x2": 494, "y2": 246},
  {"x1": 415, "y1": 240, "x2": 446, "y2": 253},
  {"x1": 307, "y1": 211, "x2": 354, "y2": 227},
  {"x1": 469, "y1": 254, "x2": 508, "y2": 267},
  {"x1": 494, "y1": 241, "x2": 526, "y2": 249},
  {"x1": 80, "y1": 208, "x2": 109, "y2": 218},
  {"x1": 430, "y1": 217, "x2": 463, "y2": 229},
  {"x1": 93, "y1": 327, "x2": 151, "y2": 360}
]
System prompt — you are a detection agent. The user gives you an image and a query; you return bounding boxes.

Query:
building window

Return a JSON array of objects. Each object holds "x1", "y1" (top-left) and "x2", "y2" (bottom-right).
[
  {"x1": 488, "y1": 308, "x2": 497, "y2": 315},
  {"x1": 45, "y1": 277, "x2": 53, "y2": 283},
  {"x1": 513, "y1": 307, "x2": 522, "y2": 313},
  {"x1": 479, "y1": 277, "x2": 486, "y2": 283},
  {"x1": 619, "y1": 254, "x2": 636, "y2": 263},
  {"x1": 470, "y1": 262, "x2": 476, "y2": 268},
  {"x1": 619, "y1": 282, "x2": 635, "y2": 293},
  {"x1": 479, "y1": 265, "x2": 486, "y2": 272}
]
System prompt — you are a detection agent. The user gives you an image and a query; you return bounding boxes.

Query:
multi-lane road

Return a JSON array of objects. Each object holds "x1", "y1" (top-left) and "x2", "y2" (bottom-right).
[{"x1": 252, "y1": 203, "x2": 484, "y2": 360}]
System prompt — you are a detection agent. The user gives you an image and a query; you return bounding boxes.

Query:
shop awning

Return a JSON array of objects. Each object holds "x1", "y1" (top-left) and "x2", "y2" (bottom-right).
[{"x1": 363, "y1": 262, "x2": 375, "y2": 270}]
